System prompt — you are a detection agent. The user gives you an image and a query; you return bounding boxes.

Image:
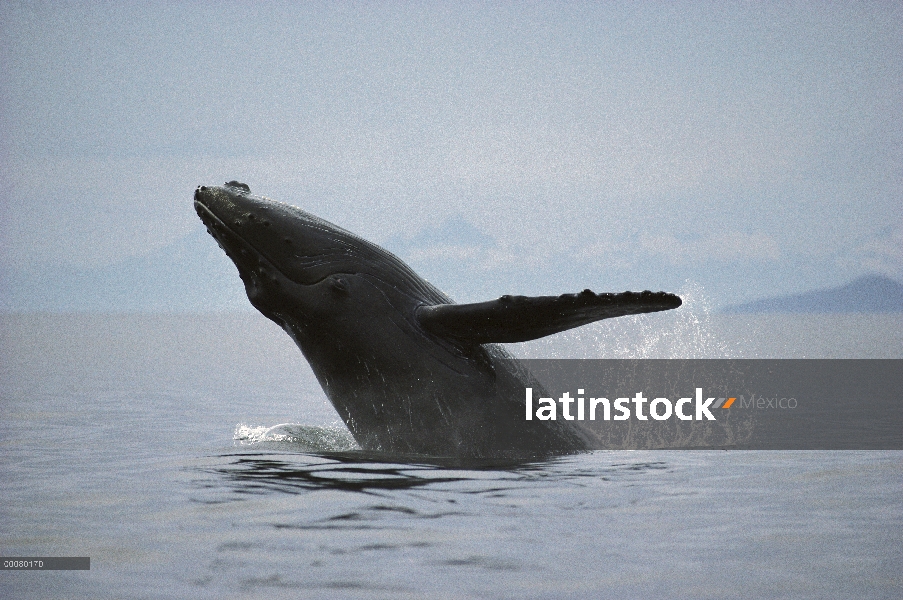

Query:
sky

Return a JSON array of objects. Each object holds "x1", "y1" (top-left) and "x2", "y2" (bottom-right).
[{"x1": 1, "y1": 1, "x2": 901, "y2": 310}]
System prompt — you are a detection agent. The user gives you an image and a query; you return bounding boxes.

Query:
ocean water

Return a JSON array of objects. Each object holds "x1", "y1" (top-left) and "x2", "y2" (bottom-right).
[{"x1": 1, "y1": 312, "x2": 901, "y2": 599}]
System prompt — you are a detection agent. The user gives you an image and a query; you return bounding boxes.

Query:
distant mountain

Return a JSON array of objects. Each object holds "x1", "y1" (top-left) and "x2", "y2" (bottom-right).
[
  {"x1": 721, "y1": 275, "x2": 903, "y2": 313},
  {"x1": 386, "y1": 214, "x2": 496, "y2": 255}
]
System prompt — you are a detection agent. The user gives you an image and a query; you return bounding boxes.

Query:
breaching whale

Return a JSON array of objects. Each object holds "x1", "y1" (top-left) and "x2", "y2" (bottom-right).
[{"x1": 194, "y1": 181, "x2": 681, "y2": 459}]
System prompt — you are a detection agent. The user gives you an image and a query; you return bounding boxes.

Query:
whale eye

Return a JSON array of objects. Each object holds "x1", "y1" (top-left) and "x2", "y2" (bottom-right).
[{"x1": 329, "y1": 277, "x2": 349, "y2": 295}]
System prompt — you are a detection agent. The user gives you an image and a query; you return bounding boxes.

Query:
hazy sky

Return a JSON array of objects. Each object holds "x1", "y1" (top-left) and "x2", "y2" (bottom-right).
[{"x1": 1, "y1": 1, "x2": 900, "y2": 307}]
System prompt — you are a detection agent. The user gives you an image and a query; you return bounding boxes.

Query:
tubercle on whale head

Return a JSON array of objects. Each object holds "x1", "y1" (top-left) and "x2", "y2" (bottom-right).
[
  {"x1": 193, "y1": 181, "x2": 411, "y2": 331},
  {"x1": 224, "y1": 180, "x2": 250, "y2": 192},
  {"x1": 194, "y1": 181, "x2": 451, "y2": 307},
  {"x1": 194, "y1": 183, "x2": 303, "y2": 320},
  {"x1": 194, "y1": 182, "x2": 348, "y2": 286}
]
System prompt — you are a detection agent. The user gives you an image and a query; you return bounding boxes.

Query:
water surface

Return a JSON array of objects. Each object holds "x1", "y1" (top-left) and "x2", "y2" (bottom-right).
[{"x1": 1, "y1": 313, "x2": 901, "y2": 598}]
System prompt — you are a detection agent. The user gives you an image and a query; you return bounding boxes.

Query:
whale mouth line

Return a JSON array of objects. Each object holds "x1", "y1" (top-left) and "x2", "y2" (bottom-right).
[
  {"x1": 193, "y1": 199, "x2": 272, "y2": 275},
  {"x1": 194, "y1": 199, "x2": 347, "y2": 288}
]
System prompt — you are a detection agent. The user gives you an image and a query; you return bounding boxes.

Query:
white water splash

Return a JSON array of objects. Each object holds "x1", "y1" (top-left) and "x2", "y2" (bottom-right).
[
  {"x1": 513, "y1": 281, "x2": 729, "y2": 359},
  {"x1": 234, "y1": 423, "x2": 360, "y2": 451},
  {"x1": 605, "y1": 281, "x2": 728, "y2": 358}
]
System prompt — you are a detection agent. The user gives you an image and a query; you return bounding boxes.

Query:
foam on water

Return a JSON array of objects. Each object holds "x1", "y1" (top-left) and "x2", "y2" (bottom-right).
[{"x1": 234, "y1": 422, "x2": 360, "y2": 452}]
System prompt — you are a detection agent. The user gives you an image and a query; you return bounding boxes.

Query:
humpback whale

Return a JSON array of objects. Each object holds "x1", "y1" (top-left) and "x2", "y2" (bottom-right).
[{"x1": 194, "y1": 181, "x2": 681, "y2": 459}]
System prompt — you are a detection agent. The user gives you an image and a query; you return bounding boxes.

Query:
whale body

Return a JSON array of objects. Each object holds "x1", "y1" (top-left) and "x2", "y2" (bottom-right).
[{"x1": 194, "y1": 182, "x2": 681, "y2": 459}]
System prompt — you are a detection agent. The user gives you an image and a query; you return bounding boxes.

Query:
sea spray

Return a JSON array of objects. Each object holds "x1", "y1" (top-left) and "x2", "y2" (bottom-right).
[
  {"x1": 514, "y1": 281, "x2": 729, "y2": 359},
  {"x1": 234, "y1": 423, "x2": 360, "y2": 451}
]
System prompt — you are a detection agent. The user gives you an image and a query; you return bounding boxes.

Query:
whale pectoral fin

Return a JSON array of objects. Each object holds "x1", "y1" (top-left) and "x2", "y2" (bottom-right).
[{"x1": 417, "y1": 290, "x2": 682, "y2": 344}]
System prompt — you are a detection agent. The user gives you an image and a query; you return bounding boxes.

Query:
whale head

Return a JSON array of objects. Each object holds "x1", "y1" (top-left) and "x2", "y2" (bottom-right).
[{"x1": 193, "y1": 182, "x2": 447, "y2": 320}]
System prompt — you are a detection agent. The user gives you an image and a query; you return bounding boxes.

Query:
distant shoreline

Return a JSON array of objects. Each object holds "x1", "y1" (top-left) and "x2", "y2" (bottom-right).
[{"x1": 721, "y1": 274, "x2": 903, "y2": 314}]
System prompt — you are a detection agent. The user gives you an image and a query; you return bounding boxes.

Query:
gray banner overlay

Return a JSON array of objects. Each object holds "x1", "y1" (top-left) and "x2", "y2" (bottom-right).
[
  {"x1": 519, "y1": 360, "x2": 902, "y2": 450},
  {"x1": 1, "y1": 557, "x2": 90, "y2": 570}
]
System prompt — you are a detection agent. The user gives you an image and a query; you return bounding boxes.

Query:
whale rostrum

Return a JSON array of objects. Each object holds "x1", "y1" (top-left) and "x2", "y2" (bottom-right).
[{"x1": 194, "y1": 181, "x2": 682, "y2": 459}]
